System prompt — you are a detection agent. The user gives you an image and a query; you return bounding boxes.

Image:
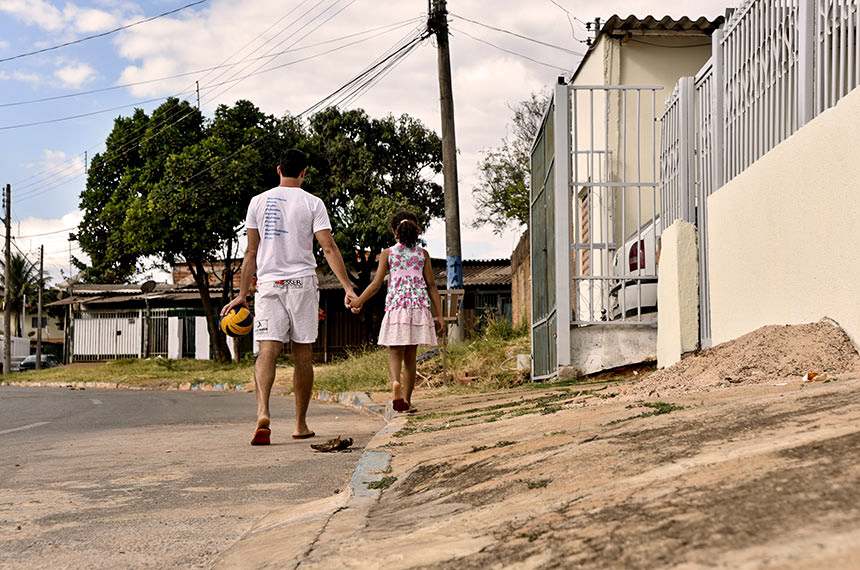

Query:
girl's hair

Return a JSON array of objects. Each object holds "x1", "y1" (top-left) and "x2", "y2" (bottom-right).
[{"x1": 390, "y1": 210, "x2": 420, "y2": 248}]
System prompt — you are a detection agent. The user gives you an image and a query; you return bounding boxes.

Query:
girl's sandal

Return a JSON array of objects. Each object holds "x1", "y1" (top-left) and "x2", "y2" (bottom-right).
[{"x1": 392, "y1": 398, "x2": 410, "y2": 412}]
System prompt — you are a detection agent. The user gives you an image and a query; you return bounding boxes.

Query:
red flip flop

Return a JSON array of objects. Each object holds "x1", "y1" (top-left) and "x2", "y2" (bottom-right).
[{"x1": 251, "y1": 427, "x2": 271, "y2": 446}]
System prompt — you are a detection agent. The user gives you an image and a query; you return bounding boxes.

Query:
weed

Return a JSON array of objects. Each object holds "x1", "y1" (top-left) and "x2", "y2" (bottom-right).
[
  {"x1": 527, "y1": 479, "x2": 550, "y2": 489},
  {"x1": 495, "y1": 440, "x2": 517, "y2": 448},
  {"x1": 379, "y1": 441, "x2": 410, "y2": 448},
  {"x1": 608, "y1": 401, "x2": 685, "y2": 425},
  {"x1": 365, "y1": 476, "x2": 397, "y2": 490},
  {"x1": 470, "y1": 445, "x2": 490, "y2": 453}
]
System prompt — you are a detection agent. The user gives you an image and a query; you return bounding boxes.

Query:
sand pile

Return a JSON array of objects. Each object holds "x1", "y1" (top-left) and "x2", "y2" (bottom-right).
[{"x1": 622, "y1": 320, "x2": 860, "y2": 400}]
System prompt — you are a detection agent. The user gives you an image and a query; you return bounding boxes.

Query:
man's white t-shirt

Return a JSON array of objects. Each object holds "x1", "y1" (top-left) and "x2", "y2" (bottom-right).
[{"x1": 245, "y1": 185, "x2": 332, "y2": 282}]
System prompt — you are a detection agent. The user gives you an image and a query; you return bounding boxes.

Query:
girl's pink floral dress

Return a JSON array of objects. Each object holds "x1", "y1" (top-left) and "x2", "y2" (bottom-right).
[{"x1": 377, "y1": 243, "x2": 437, "y2": 347}]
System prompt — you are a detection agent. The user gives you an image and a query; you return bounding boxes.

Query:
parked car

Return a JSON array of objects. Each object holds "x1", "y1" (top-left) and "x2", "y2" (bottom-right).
[
  {"x1": 608, "y1": 217, "x2": 661, "y2": 320},
  {"x1": 17, "y1": 354, "x2": 61, "y2": 372}
]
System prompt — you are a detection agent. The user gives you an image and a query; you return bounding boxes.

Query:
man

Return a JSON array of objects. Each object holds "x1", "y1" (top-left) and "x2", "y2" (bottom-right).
[{"x1": 222, "y1": 149, "x2": 356, "y2": 445}]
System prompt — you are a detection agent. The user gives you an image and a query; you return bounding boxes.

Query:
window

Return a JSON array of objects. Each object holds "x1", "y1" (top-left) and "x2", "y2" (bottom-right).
[{"x1": 31, "y1": 317, "x2": 47, "y2": 328}]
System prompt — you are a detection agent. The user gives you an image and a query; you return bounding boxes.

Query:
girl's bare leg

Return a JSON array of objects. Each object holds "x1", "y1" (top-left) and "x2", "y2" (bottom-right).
[
  {"x1": 403, "y1": 345, "x2": 418, "y2": 405},
  {"x1": 389, "y1": 346, "x2": 405, "y2": 400}
]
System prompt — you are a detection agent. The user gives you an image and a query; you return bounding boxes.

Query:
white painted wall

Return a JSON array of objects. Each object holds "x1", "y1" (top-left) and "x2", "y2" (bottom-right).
[
  {"x1": 167, "y1": 317, "x2": 181, "y2": 359},
  {"x1": 195, "y1": 316, "x2": 210, "y2": 360},
  {"x1": 657, "y1": 219, "x2": 699, "y2": 367},
  {"x1": 708, "y1": 86, "x2": 860, "y2": 347}
]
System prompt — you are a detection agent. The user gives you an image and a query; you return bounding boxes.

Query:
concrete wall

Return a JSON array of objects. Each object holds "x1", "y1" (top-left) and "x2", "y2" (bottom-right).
[
  {"x1": 657, "y1": 219, "x2": 699, "y2": 368},
  {"x1": 511, "y1": 230, "x2": 531, "y2": 327},
  {"x1": 708, "y1": 86, "x2": 860, "y2": 347}
]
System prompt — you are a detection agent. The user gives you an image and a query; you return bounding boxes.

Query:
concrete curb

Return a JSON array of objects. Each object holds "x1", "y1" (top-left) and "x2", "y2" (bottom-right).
[
  {"x1": 0, "y1": 380, "x2": 248, "y2": 391},
  {"x1": 212, "y1": 411, "x2": 405, "y2": 569}
]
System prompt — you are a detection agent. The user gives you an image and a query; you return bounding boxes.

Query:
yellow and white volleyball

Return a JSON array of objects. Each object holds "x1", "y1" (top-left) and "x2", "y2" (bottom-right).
[{"x1": 220, "y1": 307, "x2": 253, "y2": 337}]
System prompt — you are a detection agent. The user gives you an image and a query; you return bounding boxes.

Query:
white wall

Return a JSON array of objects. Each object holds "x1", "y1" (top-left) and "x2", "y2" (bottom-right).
[
  {"x1": 195, "y1": 316, "x2": 210, "y2": 360},
  {"x1": 657, "y1": 219, "x2": 699, "y2": 367},
  {"x1": 167, "y1": 317, "x2": 182, "y2": 359},
  {"x1": 708, "y1": 86, "x2": 860, "y2": 347}
]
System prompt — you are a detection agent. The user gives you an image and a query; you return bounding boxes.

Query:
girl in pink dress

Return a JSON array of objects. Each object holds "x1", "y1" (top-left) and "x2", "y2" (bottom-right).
[{"x1": 349, "y1": 211, "x2": 443, "y2": 412}]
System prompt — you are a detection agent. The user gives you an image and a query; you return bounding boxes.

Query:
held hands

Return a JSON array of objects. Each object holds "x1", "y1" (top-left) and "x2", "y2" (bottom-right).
[{"x1": 435, "y1": 316, "x2": 444, "y2": 335}]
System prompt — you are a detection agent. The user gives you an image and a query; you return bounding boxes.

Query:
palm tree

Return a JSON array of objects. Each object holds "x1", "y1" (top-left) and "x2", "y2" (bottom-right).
[{"x1": 1, "y1": 253, "x2": 38, "y2": 337}]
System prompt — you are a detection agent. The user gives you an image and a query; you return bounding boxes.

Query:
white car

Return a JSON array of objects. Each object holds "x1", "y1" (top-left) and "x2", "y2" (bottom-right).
[{"x1": 608, "y1": 217, "x2": 661, "y2": 320}]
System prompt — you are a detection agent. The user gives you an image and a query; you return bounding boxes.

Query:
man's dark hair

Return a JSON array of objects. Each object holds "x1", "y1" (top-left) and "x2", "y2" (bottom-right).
[{"x1": 279, "y1": 149, "x2": 307, "y2": 178}]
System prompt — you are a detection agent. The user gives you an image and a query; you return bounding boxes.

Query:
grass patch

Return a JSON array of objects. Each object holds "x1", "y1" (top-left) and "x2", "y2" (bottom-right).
[
  {"x1": 7, "y1": 358, "x2": 254, "y2": 388},
  {"x1": 365, "y1": 476, "x2": 397, "y2": 490},
  {"x1": 314, "y1": 347, "x2": 390, "y2": 393},
  {"x1": 608, "y1": 401, "x2": 685, "y2": 425},
  {"x1": 470, "y1": 440, "x2": 518, "y2": 453},
  {"x1": 527, "y1": 479, "x2": 550, "y2": 489}
]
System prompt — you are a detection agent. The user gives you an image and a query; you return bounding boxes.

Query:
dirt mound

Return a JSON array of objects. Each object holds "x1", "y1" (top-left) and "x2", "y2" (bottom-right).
[{"x1": 623, "y1": 320, "x2": 860, "y2": 400}]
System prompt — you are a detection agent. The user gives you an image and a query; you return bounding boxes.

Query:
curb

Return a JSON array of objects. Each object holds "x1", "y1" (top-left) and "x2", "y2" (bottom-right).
[{"x1": 0, "y1": 380, "x2": 248, "y2": 391}]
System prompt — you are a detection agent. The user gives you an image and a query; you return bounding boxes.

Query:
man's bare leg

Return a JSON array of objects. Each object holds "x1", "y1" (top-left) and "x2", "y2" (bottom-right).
[
  {"x1": 402, "y1": 345, "x2": 418, "y2": 405},
  {"x1": 254, "y1": 341, "x2": 283, "y2": 429},
  {"x1": 291, "y1": 342, "x2": 314, "y2": 437}
]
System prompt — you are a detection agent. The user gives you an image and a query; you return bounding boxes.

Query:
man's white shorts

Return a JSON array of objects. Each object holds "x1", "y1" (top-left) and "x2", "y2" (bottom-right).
[{"x1": 253, "y1": 275, "x2": 319, "y2": 344}]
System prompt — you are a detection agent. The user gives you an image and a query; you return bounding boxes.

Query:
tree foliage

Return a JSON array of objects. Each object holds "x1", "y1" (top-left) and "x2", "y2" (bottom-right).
[
  {"x1": 76, "y1": 100, "x2": 443, "y2": 359},
  {"x1": 472, "y1": 91, "x2": 549, "y2": 234}
]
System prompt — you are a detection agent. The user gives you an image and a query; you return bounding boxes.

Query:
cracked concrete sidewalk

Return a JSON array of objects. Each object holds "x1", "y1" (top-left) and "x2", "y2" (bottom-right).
[{"x1": 214, "y1": 374, "x2": 860, "y2": 569}]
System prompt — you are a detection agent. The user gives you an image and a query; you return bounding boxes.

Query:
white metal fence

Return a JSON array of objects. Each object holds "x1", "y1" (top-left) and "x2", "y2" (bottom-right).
[
  {"x1": 660, "y1": 0, "x2": 860, "y2": 347},
  {"x1": 71, "y1": 309, "x2": 190, "y2": 361}
]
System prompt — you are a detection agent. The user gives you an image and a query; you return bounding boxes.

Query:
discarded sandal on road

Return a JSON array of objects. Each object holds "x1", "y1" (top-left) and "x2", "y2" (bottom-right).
[
  {"x1": 311, "y1": 435, "x2": 353, "y2": 452},
  {"x1": 251, "y1": 427, "x2": 271, "y2": 446},
  {"x1": 292, "y1": 431, "x2": 315, "y2": 440}
]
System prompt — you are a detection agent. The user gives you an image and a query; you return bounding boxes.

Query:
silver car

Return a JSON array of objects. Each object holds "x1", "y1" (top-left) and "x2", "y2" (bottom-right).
[{"x1": 608, "y1": 217, "x2": 661, "y2": 320}]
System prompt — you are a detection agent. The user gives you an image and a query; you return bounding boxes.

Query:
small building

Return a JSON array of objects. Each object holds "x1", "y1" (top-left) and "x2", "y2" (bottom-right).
[{"x1": 53, "y1": 258, "x2": 512, "y2": 363}]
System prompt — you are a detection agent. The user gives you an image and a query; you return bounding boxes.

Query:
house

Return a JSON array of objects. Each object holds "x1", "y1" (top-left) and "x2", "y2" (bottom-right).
[
  {"x1": 54, "y1": 258, "x2": 512, "y2": 363},
  {"x1": 530, "y1": 14, "x2": 723, "y2": 380},
  {"x1": 655, "y1": 0, "x2": 860, "y2": 366}
]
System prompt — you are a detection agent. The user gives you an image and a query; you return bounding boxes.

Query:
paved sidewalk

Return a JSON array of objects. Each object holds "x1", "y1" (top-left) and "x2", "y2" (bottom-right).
[{"x1": 215, "y1": 375, "x2": 860, "y2": 569}]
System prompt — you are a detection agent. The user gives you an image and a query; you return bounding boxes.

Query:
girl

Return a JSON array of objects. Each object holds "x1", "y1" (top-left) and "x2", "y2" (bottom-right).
[{"x1": 350, "y1": 211, "x2": 443, "y2": 412}]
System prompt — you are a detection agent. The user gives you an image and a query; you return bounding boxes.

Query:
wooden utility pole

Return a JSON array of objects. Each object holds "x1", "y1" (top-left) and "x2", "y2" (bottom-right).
[
  {"x1": 429, "y1": 0, "x2": 464, "y2": 340},
  {"x1": 3, "y1": 184, "x2": 11, "y2": 374},
  {"x1": 36, "y1": 245, "x2": 43, "y2": 370}
]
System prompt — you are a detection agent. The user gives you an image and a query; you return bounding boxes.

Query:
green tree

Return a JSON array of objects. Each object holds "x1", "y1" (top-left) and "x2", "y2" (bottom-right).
[
  {"x1": 1, "y1": 253, "x2": 38, "y2": 336},
  {"x1": 308, "y1": 108, "x2": 443, "y2": 286},
  {"x1": 472, "y1": 91, "x2": 549, "y2": 234},
  {"x1": 77, "y1": 101, "x2": 443, "y2": 359}
]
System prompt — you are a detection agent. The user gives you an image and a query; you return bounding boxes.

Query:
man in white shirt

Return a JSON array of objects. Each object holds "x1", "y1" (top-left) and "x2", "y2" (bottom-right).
[{"x1": 222, "y1": 149, "x2": 356, "y2": 445}]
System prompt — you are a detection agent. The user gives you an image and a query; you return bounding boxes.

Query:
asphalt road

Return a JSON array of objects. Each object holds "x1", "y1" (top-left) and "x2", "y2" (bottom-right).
[{"x1": 0, "y1": 387, "x2": 384, "y2": 569}]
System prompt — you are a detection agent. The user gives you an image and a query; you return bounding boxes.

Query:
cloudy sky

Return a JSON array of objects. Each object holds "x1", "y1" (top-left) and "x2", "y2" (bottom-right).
[{"x1": 0, "y1": 0, "x2": 732, "y2": 283}]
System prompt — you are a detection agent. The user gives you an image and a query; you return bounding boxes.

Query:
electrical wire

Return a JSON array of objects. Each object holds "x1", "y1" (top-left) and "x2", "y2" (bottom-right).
[
  {"x1": 15, "y1": 21, "x2": 426, "y2": 206},
  {"x1": 0, "y1": 17, "x2": 420, "y2": 109},
  {"x1": 450, "y1": 27, "x2": 570, "y2": 71},
  {"x1": 0, "y1": 0, "x2": 211, "y2": 64},
  {"x1": 547, "y1": 0, "x2": 588, "y2": 43},
  {"x1": 450, "y1": 13, "x2": 584, "y2": 56},
  {"x1": 12, "y1": 0, "x2": 370, "y2": 200}
]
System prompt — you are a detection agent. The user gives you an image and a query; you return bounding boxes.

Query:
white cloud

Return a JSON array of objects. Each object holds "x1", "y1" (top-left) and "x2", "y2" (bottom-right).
[
  {"x1": 40, "y1": 149, "x2": 86, "y2": 178},
  {"x1": 12, "y1": 71, "x2": 42, "y2": 86},
  {"x1": 108, "y1": 0, "x2": 730, "y2": 261},
  {"x1": 15, "y1": 210, "x2": 85, "y2": 283},
  {"x1": 0, "y1": 39, "x2": 9, "y2": 49},
  {"x1": 0, "y1": 0, "x2": 63, "y2": 31},
  {"x1": 63, "y1": 5, "x2": 120, "y2": 33},
  {"x1": 54, "y1": 61, "x2": 97, "y2": 88}
]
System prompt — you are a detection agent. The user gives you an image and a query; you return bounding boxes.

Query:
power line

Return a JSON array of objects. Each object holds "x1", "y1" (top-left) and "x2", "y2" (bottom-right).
[
  {"x1": 450, "y1": 13, "x2": 584, "y2": 56},
  {"x1": 16, "y1": 227, "x2": 78, "y2": 239},
  {"x1": 0, "y1": 17, "x2": 420, "y2": 109},
  {"x1": 13, "y1": 0, "x2": 365, "y2": 199},
  {"x1": 450, "y1": 27, "x2": 570, "y2": 71},
  {"x1": 0, "y1": 0, "x2": 211, "y2": 64}
]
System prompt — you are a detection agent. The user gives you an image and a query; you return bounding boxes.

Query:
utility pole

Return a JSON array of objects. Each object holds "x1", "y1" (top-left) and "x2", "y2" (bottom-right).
[
  {"x1": 36, "y1": 245, "x2": 43, "y2": 370},
  {"x1": 428, "y1": 0, "x2": 464, "y2": 341},
  {"x1": 3, "y1": 184, "x2": 11, "y2": 374}
]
